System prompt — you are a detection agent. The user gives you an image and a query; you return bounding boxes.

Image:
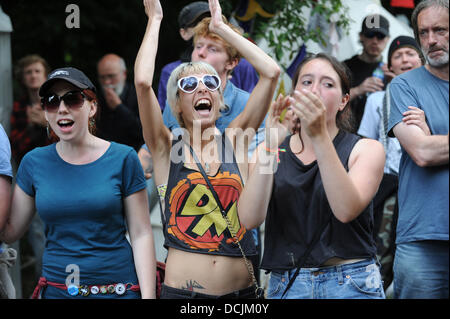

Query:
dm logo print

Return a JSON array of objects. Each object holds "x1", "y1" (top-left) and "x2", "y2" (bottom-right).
[{"x1": 167, "y1": 172, "x2": 246, "y2": 251}]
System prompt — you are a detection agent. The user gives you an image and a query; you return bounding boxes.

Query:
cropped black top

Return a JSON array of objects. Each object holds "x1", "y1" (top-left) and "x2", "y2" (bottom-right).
[
  {"x1": 162, "y1": 135, "x2": 256, "y2": 257},
  {"x1": 261, "y1": 131, "x2": 377, "y2": 270}
]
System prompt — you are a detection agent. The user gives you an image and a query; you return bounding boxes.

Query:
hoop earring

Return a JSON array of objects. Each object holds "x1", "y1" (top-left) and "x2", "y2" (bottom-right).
[{"x1": 88, "y1": 117, "x2": 96, "y2": 135}]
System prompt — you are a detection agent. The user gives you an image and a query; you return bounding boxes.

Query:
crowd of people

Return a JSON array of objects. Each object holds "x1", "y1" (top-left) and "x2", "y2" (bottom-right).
[{"x1": 0, "y1": 0, "x2": 448, "y2": 299}]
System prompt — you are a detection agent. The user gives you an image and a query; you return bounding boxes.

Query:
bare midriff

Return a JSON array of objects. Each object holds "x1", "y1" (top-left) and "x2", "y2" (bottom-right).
[{"x1": 164, "y1": 247, "x2": 253, "y2": 295}]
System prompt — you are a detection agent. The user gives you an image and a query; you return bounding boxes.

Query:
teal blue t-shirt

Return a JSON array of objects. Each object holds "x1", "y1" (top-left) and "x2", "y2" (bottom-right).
[
  {"x1": 16, "y1": 142, "x2": 146, "y2": 298},
  {"x1": 388, "y1": 66, "x2": 449, "y2": 244}
]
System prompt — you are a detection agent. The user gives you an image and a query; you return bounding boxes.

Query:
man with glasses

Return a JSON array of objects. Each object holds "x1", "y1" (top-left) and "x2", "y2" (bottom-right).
[
  {"x1": 96, "y1": 53, "x2": 144, "y2": 152},
  {"x1": 343, "y1": 14, "x2": 390, "y2": 132}
]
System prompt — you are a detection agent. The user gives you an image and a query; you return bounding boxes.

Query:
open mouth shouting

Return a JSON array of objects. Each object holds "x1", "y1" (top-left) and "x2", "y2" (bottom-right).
[
  {"x1": 57, "y1": 118, "x2": 75, "y2": 133},
  {"x1": 194, "y1": 98, "x2": 212, "y2": 117}
]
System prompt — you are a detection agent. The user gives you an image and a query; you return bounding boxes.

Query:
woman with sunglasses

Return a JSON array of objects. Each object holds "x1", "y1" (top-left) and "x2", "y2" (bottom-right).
[
  {"x1": 0, "y1": 67, "x2": 156, "y2": 299},
  {"x1": 135, "y1": 0, "x2": 279, "y2": 299}
]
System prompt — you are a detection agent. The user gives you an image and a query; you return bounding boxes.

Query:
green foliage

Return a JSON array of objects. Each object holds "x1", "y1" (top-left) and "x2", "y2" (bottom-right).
[{"x1": 253, "y1": 0, "x2": 351, "y2": 63}]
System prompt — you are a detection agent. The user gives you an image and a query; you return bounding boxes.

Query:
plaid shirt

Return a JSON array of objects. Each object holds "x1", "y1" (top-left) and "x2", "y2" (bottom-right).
[{"x1": 9, "y1": 97, "x2": 51, "y2": 165}]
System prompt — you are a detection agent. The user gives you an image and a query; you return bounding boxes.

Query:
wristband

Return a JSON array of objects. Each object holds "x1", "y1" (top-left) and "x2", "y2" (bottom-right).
[
  {"x1": 264, "y1": 146, "x2": 278, "y2": 154},
  {"x1": 263, "y1": 146, "x2": 286, "y2": 163}
]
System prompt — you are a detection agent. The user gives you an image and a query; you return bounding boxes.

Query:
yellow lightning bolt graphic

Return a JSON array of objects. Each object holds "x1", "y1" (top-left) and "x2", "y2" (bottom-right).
[{"x1": 181, "y1": 184, "x2": 240, "y2": 237}]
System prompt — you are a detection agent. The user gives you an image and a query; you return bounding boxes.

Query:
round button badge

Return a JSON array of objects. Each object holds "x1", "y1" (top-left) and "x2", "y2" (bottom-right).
[
  {"x1": 90, "y1": 286, "x2": 99, "y2": 295},
  {"x1": 80, "y1": 285, "x2": 90, "y2": 297},
  {"x1": 107, "y1": 284, "x2": 116, "y2": 294},
  {"x1": 115, "y1": 283, "x2": 126, "y2": 295},
  {"x1": 67, "y1": 284, "x2": 79, "y2": 296}
]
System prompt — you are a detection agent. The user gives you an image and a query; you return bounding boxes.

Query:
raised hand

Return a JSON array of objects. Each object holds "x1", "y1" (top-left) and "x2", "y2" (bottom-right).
[
  {"x1": 143, "y1": 0, "x2": 163, "y2": 19},
  {"x1": 208, "y1": 0, "x2": 225, "y2": 32}
]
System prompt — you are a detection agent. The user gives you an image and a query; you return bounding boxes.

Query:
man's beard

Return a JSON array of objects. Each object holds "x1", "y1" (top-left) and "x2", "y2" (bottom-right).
[
  {"x1": 104, "y1": 81, "x2": 125, "y2": 96},
  {"x1": 423, "y1": 45, "x2": 449, "y2": 68}
]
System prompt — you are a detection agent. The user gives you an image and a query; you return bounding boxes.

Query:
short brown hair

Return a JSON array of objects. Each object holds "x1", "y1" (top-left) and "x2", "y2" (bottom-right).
[
  {"x1": 193, "y1": 17, "x2": 243, "y2": 66},
  {"x1": 15, "y1": 54, "x2": 50, "y2": 86}
]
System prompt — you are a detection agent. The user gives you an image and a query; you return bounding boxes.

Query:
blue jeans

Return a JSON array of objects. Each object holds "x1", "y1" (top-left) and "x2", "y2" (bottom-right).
[
  {"x1": 394, "y1": 240, "x2": 449, "y2": 299},
  {"x1": 267, "y1": 259, "x2": 385, "y2": 299}
]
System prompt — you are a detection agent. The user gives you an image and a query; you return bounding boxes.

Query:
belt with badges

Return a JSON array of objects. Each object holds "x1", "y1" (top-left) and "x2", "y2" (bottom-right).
[
  {"x1": 31, "y1": 277, "x2": 140, "y2": 299},
  {"x1": 67, "y1": 283, "x2": 139, "y2": 297}
]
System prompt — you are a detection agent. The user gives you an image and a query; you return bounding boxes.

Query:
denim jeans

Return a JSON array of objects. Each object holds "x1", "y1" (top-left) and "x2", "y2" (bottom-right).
[
  {"x1": 267, "y1": 259, "x2": 385, "y2": 299},
  {"x1": 394, "y1": 240, "x2": 449, "y2": 299}
]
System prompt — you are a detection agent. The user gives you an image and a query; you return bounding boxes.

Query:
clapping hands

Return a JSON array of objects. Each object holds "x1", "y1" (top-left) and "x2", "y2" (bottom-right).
[{"x1": 265, "y1": 94, "x2": 291, "y2": 150}]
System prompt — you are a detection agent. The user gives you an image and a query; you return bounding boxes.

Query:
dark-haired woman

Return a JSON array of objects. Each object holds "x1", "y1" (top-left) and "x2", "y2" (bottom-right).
[
  {"x1": 240, "y1": 53, "x2": 386, "y2": 299},
  {"x1": 0, "y1": 67, "x2": 156, "y2": 299}
]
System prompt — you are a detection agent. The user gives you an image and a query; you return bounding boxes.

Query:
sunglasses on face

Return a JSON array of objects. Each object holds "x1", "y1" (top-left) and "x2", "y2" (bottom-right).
[
  {"x1": 41, "y1": 90, "x2": 86, "y2": 112},
  {"x1": 177, "y1": 75, "x2": 221, "y2": 94},
  {"x1": 364, "y1": 32, "x2": 386, "y2": 40}
]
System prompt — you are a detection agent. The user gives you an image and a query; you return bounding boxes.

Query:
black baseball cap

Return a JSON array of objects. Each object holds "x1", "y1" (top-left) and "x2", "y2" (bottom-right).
[
  {"x1": 178, "y1": 1, "x2": 210, "y2": 29},
  {"x1": 39, "y1": 67, "x2": 96, "y2": 97},
  {"x1": 361, "y1": 14, "x2": 390, "y2": 37}
]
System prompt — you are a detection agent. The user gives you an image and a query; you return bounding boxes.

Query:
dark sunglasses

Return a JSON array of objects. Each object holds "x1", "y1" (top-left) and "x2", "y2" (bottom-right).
[
  {"x1": 364, "y1": 32, "x2": 386, "y2": 40},
  {"x1": 177, "y1": 75, "x2": 221, "y2": 94},
  {"x1": 41, "y1": 90, "x2": 86, "y2": 112}
]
